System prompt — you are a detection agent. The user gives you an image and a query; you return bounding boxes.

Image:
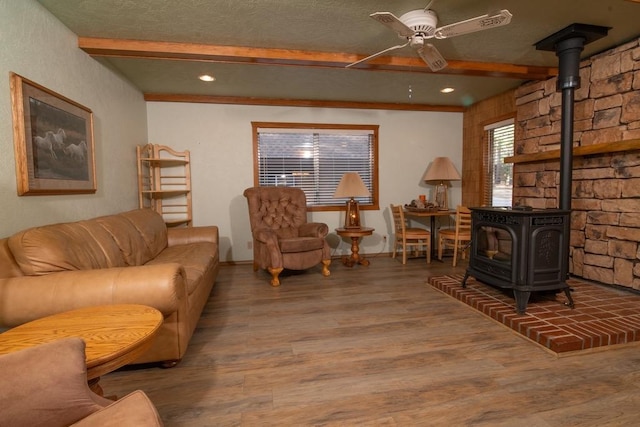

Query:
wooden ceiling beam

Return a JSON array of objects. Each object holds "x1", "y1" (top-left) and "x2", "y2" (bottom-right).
[
  {"x1": 79, "y1": 37, "x2": 558, "y2": 80},
  {"x1": 143, "y1": 93, "x2": 465, "y2": 112}
]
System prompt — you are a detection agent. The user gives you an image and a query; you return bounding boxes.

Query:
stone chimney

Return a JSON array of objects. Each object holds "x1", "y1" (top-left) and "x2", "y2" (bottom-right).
[{"x1": 512, "y1": 37, "x2": 640, "y2": 290}]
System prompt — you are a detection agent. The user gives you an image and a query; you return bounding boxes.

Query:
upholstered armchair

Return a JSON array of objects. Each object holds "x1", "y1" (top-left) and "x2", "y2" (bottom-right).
[
  {"x1": 0, "y1": 337, "x2": 163, "y2": 427},
  {"x1": 243, "y1": 186, "x2": 331, "y2": 286}
]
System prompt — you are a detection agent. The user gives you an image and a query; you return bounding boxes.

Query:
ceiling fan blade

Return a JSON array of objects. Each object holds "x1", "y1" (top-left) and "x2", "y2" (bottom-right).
[
  {"x1": 370, "y1": 12, "x2": 415, "y2": 38},
  {"x1": 346, "y1": 40, "x2": 411, "y2": 68},
  {"x1": 434, "y1": 9, "x2": 512, "y2": 39},
  {"x1": 417, "y1": 43, "x2": 448, "y2": 71}
]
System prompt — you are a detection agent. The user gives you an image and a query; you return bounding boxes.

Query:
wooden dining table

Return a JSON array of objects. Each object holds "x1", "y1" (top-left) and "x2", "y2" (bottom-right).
[{"x1": 403, "y1": 208, "x2": 455, "y2": 258}]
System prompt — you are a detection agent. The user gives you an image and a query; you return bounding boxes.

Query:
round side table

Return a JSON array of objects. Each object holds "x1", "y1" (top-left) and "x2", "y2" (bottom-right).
[{"x1": 336, "y1": 227, "x2": 375, "y2": 267}]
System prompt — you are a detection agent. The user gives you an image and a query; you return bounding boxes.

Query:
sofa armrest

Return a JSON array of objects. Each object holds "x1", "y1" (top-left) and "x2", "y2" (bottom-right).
[
  {"x1": 167, "y1": 226, "x2": 218, "y2": 247},
  {"x1": 0, "y1": 263, "x2": 186, "y2": 328},
  {"x1": 72, "y1": 390, "x2": 163, "y2": 427},
  {"x1": 299, "y1": 222, "x2": 329, "y2": 238}
]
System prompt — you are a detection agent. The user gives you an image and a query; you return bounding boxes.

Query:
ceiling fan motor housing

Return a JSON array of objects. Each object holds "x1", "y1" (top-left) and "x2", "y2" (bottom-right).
[{"x1": 399, "y1": 9, "x2": 437, "y2": 37}]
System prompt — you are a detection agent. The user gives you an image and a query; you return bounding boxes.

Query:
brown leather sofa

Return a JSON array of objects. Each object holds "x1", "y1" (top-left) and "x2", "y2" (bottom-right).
[
  {"x1": 0, "y1": 337, "x2": 163, "y2": 426},
  {"x1": 0, "y1": 208, "x2": 219, "y2": 366}
]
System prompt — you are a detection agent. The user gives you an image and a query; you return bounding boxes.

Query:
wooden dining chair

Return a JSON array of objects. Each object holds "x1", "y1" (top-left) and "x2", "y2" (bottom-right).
[
  {"x1": 437, "y1": 205, "x2": 472, "y2": 267},
  {"x1": 390, "y1": 204, "x2": 431, "y2": 264}
]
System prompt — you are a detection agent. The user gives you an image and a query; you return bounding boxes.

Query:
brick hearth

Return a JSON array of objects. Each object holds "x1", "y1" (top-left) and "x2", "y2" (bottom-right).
[{"x1": 429, "y1": 274, "x2": 640, "y2": 354}]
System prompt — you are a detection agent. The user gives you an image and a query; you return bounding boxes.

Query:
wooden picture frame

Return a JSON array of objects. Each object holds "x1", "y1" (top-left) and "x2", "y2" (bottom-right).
[{"x1": 10, "y1": 73, "x2": 96, "y2": 195}]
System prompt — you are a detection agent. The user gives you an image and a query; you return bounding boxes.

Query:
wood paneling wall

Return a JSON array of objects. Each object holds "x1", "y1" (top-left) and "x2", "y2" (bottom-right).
[{"x1": 462, "y1": 90, "x2": 516, "y2": 208}]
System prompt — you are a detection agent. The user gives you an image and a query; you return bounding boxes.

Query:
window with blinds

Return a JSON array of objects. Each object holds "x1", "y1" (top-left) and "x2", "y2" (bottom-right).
[
  {"x1": 484, "y1": 118, "x2": 514, "y2": 207},
  {"x1": 252, "y1": 122, "x2": 378, "y2": 211}
]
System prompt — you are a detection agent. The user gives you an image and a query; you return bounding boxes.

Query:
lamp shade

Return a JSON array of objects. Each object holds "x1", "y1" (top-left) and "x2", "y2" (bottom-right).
[
  {"x1": 423, "y1": 157, "x2": 461, "y2": 182},
  {"x1": 333, "y1": 172, "x2": 371, "y2": 198},
  {"x1": 423, "y1": 157, "x2": 460, "y2": 211},
  {"x1": 333, "y1": 172, "x2": 370, "y2": 229}
]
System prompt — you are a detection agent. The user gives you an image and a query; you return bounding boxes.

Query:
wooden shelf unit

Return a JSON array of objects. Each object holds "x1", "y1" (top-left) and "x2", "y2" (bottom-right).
[{"x1": 137, "y1": 144, "x2": 192, "y2": 227}]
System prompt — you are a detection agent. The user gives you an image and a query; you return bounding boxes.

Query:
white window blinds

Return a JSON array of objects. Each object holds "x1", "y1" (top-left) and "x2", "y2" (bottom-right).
[
  {"x1": 255, "y1": 125, "x2": 376, "y2": 207},
  {"x1": 484, "y1": 119, "x2": 515, "y2": 207}
]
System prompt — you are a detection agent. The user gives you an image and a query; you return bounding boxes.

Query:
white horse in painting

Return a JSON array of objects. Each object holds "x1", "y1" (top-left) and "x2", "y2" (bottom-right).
[
  {"x1": 34, "y1": 134, "x2": 57, "y2": 159},
  {"x1": 34, "y1": 128, "x2": 67, "y2": 160},
  {"x1": 46, "y1": 128, "x2": 66, "y2": 153},
  {"x1": 64, "y1": 140, "x2": 87, "y2": 161}
]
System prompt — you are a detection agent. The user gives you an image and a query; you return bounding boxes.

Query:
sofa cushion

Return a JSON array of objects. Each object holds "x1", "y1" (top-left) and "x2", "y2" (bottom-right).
[
  {"x1": 147, "y1": 242, "x2": 216, "y2": 295},
  {"x1": 8, "y1": 220, "x2": 126, "y2": 275},
  {"x1": 118, "y1": 209, "x2": 168, "y2": 262},
  {"x1": 0, "y1": 338, "x2": 104, "y2": 427},
  {"x1": 0, "y1": 238, "x2": 23, "y2": 278},
  {"x1": 96, "y1": 210, "x2": 167, "y2": 266}
]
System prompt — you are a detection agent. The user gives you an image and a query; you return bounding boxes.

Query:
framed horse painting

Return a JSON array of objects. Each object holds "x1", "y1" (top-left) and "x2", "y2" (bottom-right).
[{"x1": 10, "y1": 73, "x2": 96, "y2": 195}]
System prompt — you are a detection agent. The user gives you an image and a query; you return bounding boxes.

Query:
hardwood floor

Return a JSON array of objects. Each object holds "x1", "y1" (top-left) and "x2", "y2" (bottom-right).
[{"x1": 100, "y1": 255, "x2": 640, "y2": 426}]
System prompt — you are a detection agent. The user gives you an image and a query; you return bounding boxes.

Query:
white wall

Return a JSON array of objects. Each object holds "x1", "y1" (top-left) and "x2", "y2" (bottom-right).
[
  {"x1": 0, "y1": 0, "x2": 463, "y2": 257},
  {"x1": 0, "y1": 0, "x2": 147, "y2": 237},
  {"x1": 147, "y1": 102, "x2": 462, "y2": 262}
]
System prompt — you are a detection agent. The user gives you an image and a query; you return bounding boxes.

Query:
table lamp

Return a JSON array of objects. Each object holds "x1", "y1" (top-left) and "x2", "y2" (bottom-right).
[
  {"x1": 423, "y1": 157, "x2": 461, "y2": 211},
  {"x1": 333, "y1": 172, "x2": 371, "y2": 229}
]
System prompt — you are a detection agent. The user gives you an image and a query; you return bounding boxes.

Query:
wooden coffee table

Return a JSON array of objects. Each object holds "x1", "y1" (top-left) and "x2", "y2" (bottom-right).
[{"x1": 0, "y1": 304, "x2": 163, "y2": 396}]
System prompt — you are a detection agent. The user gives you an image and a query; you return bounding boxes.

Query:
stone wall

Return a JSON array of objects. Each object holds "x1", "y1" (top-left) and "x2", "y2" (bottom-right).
[{"x1": 513, "y1": 37, "x2": 640, "y2": 290}]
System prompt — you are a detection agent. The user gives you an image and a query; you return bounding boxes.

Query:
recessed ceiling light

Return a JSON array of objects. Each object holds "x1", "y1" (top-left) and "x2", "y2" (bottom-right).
[
  {"x1": 199, "y1": 74, "x2": 216, "y2": 82},
  {"x1": 440, "y1": 87, "x2": 455, "y2": 93}
]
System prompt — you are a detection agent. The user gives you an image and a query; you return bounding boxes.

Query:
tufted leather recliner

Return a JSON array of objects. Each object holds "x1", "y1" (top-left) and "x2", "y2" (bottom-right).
[{"x1": 243, "y1": 186, "x2": 331, "y2": 286}]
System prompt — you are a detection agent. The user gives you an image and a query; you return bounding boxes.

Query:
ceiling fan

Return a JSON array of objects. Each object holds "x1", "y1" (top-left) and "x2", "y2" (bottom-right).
[{"x1": 347, "y1": 1, "x2": 512, "y2": 71}]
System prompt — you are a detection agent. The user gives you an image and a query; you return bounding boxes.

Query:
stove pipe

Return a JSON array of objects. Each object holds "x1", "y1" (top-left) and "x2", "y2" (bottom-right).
[
  {"x1": 555, "y1": 36, "x2": 583, "y2": 212},
  {"x1": 535, "y1": 24, "x2": 610, "y2": 275}
]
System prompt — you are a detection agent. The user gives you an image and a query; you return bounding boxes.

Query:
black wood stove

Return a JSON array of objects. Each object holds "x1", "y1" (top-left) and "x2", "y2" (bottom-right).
[
  {"x1": 461, "y1": 24, "x2": 611, "y2": 314},
  {"x1": 462, "y1": 207, "x2": 574, "y2": 314}
]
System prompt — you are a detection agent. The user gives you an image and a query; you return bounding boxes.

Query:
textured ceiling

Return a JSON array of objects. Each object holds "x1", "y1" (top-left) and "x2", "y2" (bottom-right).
[{"x1": 37, "y1": 0, "x2": 640, "y2": 108}]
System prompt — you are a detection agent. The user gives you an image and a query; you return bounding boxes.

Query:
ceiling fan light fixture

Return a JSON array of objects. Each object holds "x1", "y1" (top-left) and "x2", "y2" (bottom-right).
[
  {"x1": 350, "y1": 6, "x2": 512, "y2": 72},
  {"x1": 398, "y1": 9, "x2": 438, "y2": 37},
  {"x1": 410, "y1": 36, "x2": 425, "y2": 48}
]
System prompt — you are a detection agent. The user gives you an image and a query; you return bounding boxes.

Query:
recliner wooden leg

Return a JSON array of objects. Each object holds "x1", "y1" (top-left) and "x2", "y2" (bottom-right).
[
  {"x1": 268, "y1": 267, "x2": 283, "y2": 287},
  {"x1": 321, "y1": 259, "x2": 331, "y2": 277}
]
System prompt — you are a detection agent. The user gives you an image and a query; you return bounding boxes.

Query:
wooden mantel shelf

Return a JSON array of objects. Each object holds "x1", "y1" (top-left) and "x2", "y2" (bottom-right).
[{"x1": 504, "y1": 139, "x2": 640, "y2": 164}]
